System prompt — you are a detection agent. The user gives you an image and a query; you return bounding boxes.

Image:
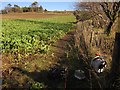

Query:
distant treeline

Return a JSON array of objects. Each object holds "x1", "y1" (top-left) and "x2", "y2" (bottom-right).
[
  {"x1": 1, "y1": 1, "x2": 48, "y2": 14},
  {"x1": 1, "y1": 2, "x2": 74, "y2": 14}
]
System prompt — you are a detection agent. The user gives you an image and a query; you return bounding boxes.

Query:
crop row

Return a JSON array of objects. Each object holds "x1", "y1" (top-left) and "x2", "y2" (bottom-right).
[{"x1": 2, "y1": 15, "x2": 75, "y2": 60}]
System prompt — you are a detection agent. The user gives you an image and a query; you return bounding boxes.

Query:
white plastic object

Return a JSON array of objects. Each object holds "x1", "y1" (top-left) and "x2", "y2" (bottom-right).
[{"x1": 74, "y1": 70, "x2": 85, "y2": 80}]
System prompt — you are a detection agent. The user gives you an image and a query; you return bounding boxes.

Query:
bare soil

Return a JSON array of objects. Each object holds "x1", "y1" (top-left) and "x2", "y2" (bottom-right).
[{"x1": 2, "y1": 12, "x2": 70, "y2": 19}]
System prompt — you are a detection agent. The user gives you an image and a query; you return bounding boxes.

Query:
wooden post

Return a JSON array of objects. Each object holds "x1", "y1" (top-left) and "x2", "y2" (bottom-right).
[{"x1": 110, "y1": 33, "x2": 120, "y2": 76}]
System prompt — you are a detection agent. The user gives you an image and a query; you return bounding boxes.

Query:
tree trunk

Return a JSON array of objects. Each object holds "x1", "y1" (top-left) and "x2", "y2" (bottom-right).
[
  {"x1": 105, "y1": 21, "x2": 114, "y2": 36},
  {"x1": 107, "y1": 33, "x2": 120, "y2": 88},
  {"x1": 110, "y1": 33, "x2": 120, "y2": 76}
]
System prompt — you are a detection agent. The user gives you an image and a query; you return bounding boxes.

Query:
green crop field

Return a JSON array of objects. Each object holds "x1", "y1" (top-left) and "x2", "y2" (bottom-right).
[{"x1": 2, "y1": 15, "x2": 76, "y2": 60}]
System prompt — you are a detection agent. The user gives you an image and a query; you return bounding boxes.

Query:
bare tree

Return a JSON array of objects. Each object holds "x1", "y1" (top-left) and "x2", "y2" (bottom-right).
[
  {"x1": 75, "y1": 2, "x2": 108, "y2": 28},
  {"x1": 100, "y1": 2, "x2": 120, "y2": 35},
  {"x1": 75, "y1": 2, "x2": 120, "y2": 35}
]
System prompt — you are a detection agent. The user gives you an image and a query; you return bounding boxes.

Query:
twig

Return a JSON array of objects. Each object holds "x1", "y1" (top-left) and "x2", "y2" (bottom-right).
[{"x1": 89, "y1": 70, "x2": 92, "y2": 90}]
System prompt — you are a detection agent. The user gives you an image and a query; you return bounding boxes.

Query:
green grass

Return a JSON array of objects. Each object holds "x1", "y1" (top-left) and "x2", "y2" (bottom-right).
[
  {"x1": 30, "y1": 15, "x2": 76, "y2": 23},
  {"x1": 2, "y1": 15, "x2": 76, "y2": 59}
]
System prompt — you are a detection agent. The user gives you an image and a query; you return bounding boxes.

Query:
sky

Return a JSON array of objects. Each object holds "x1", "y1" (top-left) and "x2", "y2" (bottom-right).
[
  {"x1": 1, "y1": 0, "x2": 117, "y2": 11},
  {"x1": 1, "y1": 2, "x2": 77, "y2": 11}
]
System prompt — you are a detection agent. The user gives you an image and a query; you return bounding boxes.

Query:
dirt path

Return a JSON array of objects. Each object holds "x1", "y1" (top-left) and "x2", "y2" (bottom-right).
[{"x1": 51, "y1": 30, "x2": 75, "y2": 62}]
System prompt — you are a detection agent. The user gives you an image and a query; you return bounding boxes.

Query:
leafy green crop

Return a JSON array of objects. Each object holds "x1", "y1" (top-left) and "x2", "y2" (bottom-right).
[
  {"x1": 2, "y1": 15, "x2": 75, "y2": 60},
  {"x1": 30, "y1": 82, "x2": 45, "y2": 89}
]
